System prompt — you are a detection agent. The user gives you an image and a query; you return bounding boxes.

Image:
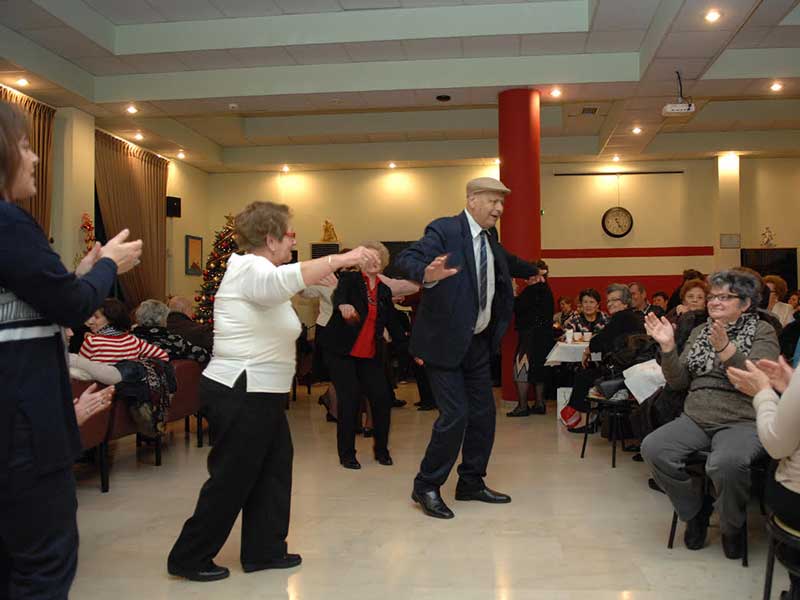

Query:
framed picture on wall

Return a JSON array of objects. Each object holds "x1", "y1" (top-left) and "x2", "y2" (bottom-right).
[{"x1": 185, "y1": 235, "x2": 203, "y2": 276}]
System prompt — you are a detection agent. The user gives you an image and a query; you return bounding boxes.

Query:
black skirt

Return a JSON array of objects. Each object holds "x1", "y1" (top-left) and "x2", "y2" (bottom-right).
[{"x1": 513, "y1": 327, "x2": 555, "y2": 383}]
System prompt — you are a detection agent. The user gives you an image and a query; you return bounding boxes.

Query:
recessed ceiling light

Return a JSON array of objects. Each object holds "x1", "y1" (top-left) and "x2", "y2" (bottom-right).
[
  {"x1": 228, "y1": 103, "x2": 239, "y2": 111},
  {"x1": 494, "y1": 158, "x2": 501, "y2": 165},
  {"x1": 388, "y1": 162, "x2": 396, "y2": 169},
  {"x1": 770, "y1": 81, "x2": 783, "y2": 92},
  {"x1": 126, "y1": 104, "x2": 138, "y2": 114},
  {"x1": 15, "y1": 78, "x2": 29, "y2": 87},
  {"x1": 705, "y1": 8, "x2": 721, "y2": 23},
  {"x1": 177, "y1": 150, "x2": 186, "y2": 159},
  {"x1": 435, "y1": 94, "x2": 451, "y2": 102},
  {"x1": 134, "y1": 132, "x2": 143, "y2": 141},
  {"x1": 282, "y1": 165, "x2": 290, "y2": 173},
  {"x1": 612, "y1": 155, "x2": 620, "y2": 162},
  {"x1": 632, "y1": 126, "x2": 642, "y2": 135},
  {"x1": 550, "y1": 87, "x2": 562, "y2": 98}
]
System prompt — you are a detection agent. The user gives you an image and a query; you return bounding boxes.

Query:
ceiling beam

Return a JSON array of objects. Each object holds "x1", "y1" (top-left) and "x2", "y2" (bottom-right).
[
  {"x1": 94, "y1": 53, "x2": 639, "y2": 103},
  {"x1": 638, "y1": 0, "x2": 684, "y2": 79},
  {"x1": 30, "y1": 0, "x2": 115, "y2": 54},
  {"x1": 596, "y1": 100, "x2": 626, "y2": 155},
  {"x1": 114, "y1": 1, "x2": 590, "y2": 55},
  {"x1": 242, "y1": 107, "x2": 562, "y2": 140},
  {"x1": 645, "y1": 129, "x2": 800, "y2": 155},
  {"x1": 133, "y1": 117, "x2": 223, "y2": 163},
  {"x1": 0, "y1": 24, "x2": 94, "y2": 100},
  {"x1": 703, "y1": 48, "x2": 800, "y2": 79}
]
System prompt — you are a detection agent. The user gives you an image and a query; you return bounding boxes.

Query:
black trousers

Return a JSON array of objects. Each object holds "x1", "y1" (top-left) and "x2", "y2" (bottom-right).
[
  {"x1": 0, "y1": 412, "x2": 78, "y2": 600},
  {"x1": 168, "y1": 374, "x2": 293, "y2": 569},
  {"x1": 567, "y1": 366, "x2": 603, "y2": 412},
  {"x1": 412, "y1": 359, "x2": 435, "y2": 408},
  {"x1": 414, "y1": 333, "x2": 494, "y2": 493},
  {"x1": 326, "y1": 352, "x2": 391, "y2": 462},
  {"x1": 766, "y1": 472, "x2": 800, "y2": 590}
]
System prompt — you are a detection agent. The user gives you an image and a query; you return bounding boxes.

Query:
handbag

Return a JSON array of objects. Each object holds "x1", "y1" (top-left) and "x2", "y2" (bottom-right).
[{"x1": 595, "y1": 376, "x2": 626, "y2": 399}]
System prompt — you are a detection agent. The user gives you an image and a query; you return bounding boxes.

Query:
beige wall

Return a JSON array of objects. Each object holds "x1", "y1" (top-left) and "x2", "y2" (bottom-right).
[
  {"x1": 166, "y1": 160, "x2": 211, "y2": 299},
  {"x1": 50, "y1": 108, "x2": 95, "y2": 267}
]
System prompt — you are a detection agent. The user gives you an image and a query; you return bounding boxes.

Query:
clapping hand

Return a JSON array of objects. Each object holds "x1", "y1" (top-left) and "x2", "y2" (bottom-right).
[
  {"x1": 644, "y1": 313, "x2": 675, "y2": 352},
  {"x1": 100, "y1": 229, "x2": 143, "y2": 274},
  {"x1": 708, "y1": 320, "x2": 729, "y2": 352},
  {"x1": 727, "y1": 360, "x2": 772, "y2": 397},
  {"x1": 423, "y1": 254, "x2": 459, "y2": 284},
  {"x1": 74, "y1": 383, "x2": 114, "y2": 426},
  {"x1": 755, "y1": 356, "x2": 795, "y2": 394},
  {"x1": 75, "y1": 242, "x2": 102, "y2": 276}
]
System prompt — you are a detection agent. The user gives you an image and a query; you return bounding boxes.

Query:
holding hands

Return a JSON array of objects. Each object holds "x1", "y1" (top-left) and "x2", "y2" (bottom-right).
[
  {"x1": 337, "y1": 246, "x2": 381, "y2": 272},
  {"x1": 644, "y1": 313, "x2": 675, "y2": 352}
]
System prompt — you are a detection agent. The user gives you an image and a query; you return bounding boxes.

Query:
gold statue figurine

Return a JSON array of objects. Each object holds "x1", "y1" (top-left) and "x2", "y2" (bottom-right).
[{"x1": 322, "y1": 220, "x2": 339, "y2": 242}]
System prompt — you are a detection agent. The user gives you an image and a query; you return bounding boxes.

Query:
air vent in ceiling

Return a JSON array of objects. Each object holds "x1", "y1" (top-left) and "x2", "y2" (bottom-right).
[{"x1": 581, "y1": 106, "x2": 599, "y2": 115}]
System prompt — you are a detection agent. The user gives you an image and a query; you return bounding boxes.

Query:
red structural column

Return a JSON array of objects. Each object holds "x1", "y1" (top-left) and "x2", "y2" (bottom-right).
[{"x1": 498, "y1": 89, "x2": 542, "y2": 402}]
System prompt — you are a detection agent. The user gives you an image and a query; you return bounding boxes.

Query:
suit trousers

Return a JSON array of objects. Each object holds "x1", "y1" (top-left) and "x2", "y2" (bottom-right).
[
  {"x1": 0, "y1": 411, "x2": 78, "y2": 600},
  {"x1": 168, "y1": 374, "x2": 293, "y2": 569},
  {"x1": 414, "y1": 332, "x2": 495, "y2": 493},
  {"x1": 641, "y1": 413, "x2": 764, "y2": 533},
  {"x1": 325, "y1": 352, "x2": 391, "y2": 462}
]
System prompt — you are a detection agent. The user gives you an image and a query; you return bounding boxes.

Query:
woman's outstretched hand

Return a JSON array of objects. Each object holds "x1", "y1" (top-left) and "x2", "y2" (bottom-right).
[{"x1": 644, "y1": 312, "x2": 675, "y2": 352}]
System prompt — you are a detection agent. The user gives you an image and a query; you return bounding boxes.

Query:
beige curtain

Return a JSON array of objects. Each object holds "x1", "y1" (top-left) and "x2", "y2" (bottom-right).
[
  {"x1": 0, "y1": 86, "x2": 55, "y2": 234},
  {"x1": 95, "y1": 130, "x2": 168, "y2": 308}
]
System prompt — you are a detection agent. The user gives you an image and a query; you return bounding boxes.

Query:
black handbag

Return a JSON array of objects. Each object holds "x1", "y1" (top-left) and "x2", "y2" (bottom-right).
[{"x1": 595, "y1": 376, "x2": 626, "y2": 399}]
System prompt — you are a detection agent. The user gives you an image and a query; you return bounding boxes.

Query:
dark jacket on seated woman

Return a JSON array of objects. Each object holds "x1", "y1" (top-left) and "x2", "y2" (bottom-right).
[
  {"x1": 589, "y1": 307, "x2": 646, "y2": 365},
  {"x1": 134, "y1": 325, "x2": 210, "y2": 364}
]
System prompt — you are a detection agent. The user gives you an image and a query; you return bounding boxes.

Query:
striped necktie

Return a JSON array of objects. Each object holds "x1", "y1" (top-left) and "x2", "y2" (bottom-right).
[{"x1": 479, "y1": 230, "x2": 488, "y2": 310}]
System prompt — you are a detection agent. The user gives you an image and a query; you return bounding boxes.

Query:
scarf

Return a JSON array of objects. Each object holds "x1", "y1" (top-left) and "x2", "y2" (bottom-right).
[
  {"x1": 686, "y1": 312, "x2": 758, "y2": 376},
  {"x1": 97, "y1": 325, "x2": 125, "y2": 336}
]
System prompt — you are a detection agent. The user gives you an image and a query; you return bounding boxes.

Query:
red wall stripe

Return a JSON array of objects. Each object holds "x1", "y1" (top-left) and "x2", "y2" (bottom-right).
[{"x1": 540, "y1": 246, "x2": 714, "y2": 259}]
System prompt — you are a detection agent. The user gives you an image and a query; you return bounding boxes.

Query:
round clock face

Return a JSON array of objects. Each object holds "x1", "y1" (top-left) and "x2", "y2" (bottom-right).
[{"x1": 601, "y1": 207, "x2": 633, "y2": 238}]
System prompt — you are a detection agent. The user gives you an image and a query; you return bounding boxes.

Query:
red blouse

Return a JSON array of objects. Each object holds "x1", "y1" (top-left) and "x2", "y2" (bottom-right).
[{"x1": 349, "y1": 274, "x2": 379, "y2": 359}]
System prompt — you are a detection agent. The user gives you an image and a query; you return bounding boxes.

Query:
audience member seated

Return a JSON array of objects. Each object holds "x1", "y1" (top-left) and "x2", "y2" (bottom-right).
[
  {"x1": 667, "y1": 269, "x2": 704, "y2": 312},
  {"x1": 80, "y1": 298, "x2": 169, "y2": 363},
  {"x1": 727, "y1": 356, "x2": 800, "y2": 599},
  {"x1": 629, "y1": 281, "x2": 665, "y2": 317},
  {"x1": 563, "y1": 284, "x2": 645, "y2": 432},
  {"x1": 553, "y1": 295, "x2": 574, "y2": 331},
  {"x1": 167, "y1": 296, "x2": 213, "y2": 353},
  {"x1": 134, "y1": 299, "x2": 210, "y2": 364},
  {"x1": 665, "y1": 278, "x2": 708, "y2": 325},
  {"x1": 788, "y1": 290, "x2": 800, "y2": 313},
  {"x1": 651, "y1": 291, "x2": 669, "y2": 312},
  {"x1": 780, "y1": 313, "x2": 800, "y2": 364},
  {"x1": 641, "y1": 269, "x2": 780, "y2": 560},
  {"x1": 765, "y1": 275, "x2": 795, "y2": 327},
  {"x1": 563, "y1": 288, "x2": 608, "y2": 336}
]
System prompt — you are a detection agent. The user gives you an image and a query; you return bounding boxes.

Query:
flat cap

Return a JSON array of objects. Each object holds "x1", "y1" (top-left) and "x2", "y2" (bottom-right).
[{"x1": 466, "y1": 176, "x2": 511, "y2": 196}]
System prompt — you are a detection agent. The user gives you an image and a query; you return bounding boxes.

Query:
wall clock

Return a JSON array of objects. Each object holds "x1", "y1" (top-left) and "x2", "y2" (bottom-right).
[{"x1": 601, "y1": 206, "x2": 633, "y2": 238}]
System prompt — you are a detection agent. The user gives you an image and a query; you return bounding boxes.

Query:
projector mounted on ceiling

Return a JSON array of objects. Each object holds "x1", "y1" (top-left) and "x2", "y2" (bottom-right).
[{"x1": 662, "y1": 70, "x2": 695, "y2": 117}]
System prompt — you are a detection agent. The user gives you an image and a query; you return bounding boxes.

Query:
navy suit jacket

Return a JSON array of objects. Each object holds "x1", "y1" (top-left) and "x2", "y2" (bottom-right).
[{"x1": 395, "y1": 211, "x2": 537, "y2": 369}]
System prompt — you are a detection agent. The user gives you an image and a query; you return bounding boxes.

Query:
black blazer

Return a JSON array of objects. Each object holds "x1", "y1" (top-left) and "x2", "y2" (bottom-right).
[
  {"x1": 0, "y1": 202, "x2": 117, "y2": 481},
  {"x1": 322, "y1": 271, "x2": 406, "y2": 357},
  {"x1": 395, "y1": 211, "x2": 537, "y2": 368}
]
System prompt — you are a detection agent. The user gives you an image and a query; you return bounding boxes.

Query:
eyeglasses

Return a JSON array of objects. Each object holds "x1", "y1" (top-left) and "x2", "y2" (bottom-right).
[
  {"x1": 283, "y1": 231, "x2": 296, "y2": 239},
  {"x1": 607, "y1": 297, "x2": 623, "y2": 305},
  {"x1": 707, "y1": 293, "x2": 741, "y2": 303}
]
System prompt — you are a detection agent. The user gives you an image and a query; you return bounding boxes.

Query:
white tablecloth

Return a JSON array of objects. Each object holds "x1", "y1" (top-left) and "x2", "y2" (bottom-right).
[{"x1": 545, "y1": 342, "x2": 601, "y2": 366}]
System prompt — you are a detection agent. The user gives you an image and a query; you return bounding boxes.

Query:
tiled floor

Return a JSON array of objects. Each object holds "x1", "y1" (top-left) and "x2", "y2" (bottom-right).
[{"x1": 72, "y1": 384, "x2": 789, "y2": 599}]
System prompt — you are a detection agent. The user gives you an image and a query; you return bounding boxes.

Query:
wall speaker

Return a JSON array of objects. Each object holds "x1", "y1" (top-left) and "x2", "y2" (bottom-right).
[{"x1": 166, "y1": 196, "x2": 181, "y2": 218}]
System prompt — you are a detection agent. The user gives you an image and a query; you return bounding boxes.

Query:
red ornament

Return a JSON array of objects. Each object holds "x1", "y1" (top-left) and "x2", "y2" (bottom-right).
[
  {"x1": 210, "y1": 295, "x2": 215, "y2": 302},
  {"x1": 203, "y1": 269, "x2": 209, "y2": 277},
  {"x1": 194, "y1": 295, "x2": 201, "y2": 302}
]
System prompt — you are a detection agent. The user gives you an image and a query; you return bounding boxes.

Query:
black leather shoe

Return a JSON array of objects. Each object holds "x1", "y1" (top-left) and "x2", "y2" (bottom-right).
[
  {"x1": 648, "y1": 478, "x2": 664, "y2": 493},
  {"x1": 632, "y1": 453, "x2": 644, "y2": 462},
  {"x1": 340, "y1": 458, "x2": 361, "y2": 470},
  {"x1": 325, "y1": 413, "x2": 337, "y2": 423},
  {"x1": 168, "y1": 561, "x2": 230, "y2": 582},
  {"x1": 243, "y1": 554, "x2": 302, "y2": 573},
  {"x1": 530, "y1": 404, "x2": 546, "y2": 415},
  {"x1": 684, "y1": 497, "x2": 714, "y2": 550},
  {"x1": 454, "y1": 487, "x2": 511, "y2": 503},
  {"x1": 392, "y1": 399, "x2": 407, "y2": 408},
  {"x1": 375, "y1": 454, "x2": 393, "y2": 466},
  {"x1": 567, "y1": 422, "x2": 597, "y2": 434},
  {"x1": 721, "y1": 527, "x2": 746, "y2": 559},
  {"x1": 506, "y1": 405, "x2": 529, "y2": 417},
  {"x1": 417, "y1": 404, "x2": 435, "y2": 411},
  {"x1": 411, "y1": 489, "x2": 454, "y2": 519}
]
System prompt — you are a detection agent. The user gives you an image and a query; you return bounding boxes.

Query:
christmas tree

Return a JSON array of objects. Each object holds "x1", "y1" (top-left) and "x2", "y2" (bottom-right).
[{"x1": 195, "y1": 215, "x2": 240, "y2": 324}]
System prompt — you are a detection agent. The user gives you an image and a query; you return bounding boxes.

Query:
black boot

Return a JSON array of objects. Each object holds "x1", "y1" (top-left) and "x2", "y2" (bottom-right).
[
  {"x1": 721, "y1": 525, "x2": 746, "y2": 559},
  {"x1": 684, "y1": 496, "x2": 714, "y2": 550}
]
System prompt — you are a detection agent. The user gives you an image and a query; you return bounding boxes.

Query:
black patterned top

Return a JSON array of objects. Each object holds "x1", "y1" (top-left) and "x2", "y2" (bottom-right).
[
  {"x1": 133, "y1": 326, "x2": 210, "y2": 364},
  {"x1": 563, "y1": 311, "x2": 609, "y2": 334}
]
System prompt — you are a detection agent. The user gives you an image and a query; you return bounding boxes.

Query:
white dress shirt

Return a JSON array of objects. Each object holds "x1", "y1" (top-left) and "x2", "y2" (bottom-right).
[
  {"x1": 464, "y1": 209, "x2": 495, "y2": 334},
  {"x1": 203, "y1": 252, "x2": 306, "y2": 393}
]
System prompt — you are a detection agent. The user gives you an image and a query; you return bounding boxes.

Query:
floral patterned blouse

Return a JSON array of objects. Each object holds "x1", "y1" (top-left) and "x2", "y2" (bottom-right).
[
  {"x1": 133, "y1": 326, "x2": 210, "y2": 364},
  {"x1": 563, "y1": 311, "x2": 609, "y2": 334}
]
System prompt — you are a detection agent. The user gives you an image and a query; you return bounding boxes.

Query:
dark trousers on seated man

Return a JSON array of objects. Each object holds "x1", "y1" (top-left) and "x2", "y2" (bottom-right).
[
  {"x1": 641, "y1": 412, "x2": 764, "y2": 534},
  {"x1": 414, "y1": 332, "x2": 495, "y2": 494}
]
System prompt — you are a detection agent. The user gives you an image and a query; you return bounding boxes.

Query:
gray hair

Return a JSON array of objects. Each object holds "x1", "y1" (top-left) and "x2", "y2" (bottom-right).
[
  {"x1": 135, "y1": 299, "x2": 170, "y2": 327},
  {"x1": 606, "y1": 283, "x2": 632, "y2": 307},
  {"x1": 708, "y1": 270, "x2": 761, "y2": 311}
]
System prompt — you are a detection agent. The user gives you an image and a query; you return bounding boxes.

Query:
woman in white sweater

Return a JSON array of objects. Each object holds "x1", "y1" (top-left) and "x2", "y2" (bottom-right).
[
  {"x1": 728, "y1": 356, "x2": 800, "y2": 600},
  {"x1": 167, "y1": 201, "x2": 379, "y2": 583}
]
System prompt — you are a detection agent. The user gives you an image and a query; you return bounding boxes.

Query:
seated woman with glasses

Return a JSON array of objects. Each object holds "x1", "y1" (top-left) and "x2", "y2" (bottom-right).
[{"x1": 642, "y1": 270, "x2": 780, "y2": 560}]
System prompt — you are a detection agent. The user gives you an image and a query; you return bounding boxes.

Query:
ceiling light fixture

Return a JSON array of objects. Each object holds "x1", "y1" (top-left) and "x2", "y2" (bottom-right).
[
  {"x1": 612, "y1": 155, "x2": 620, "y2": 162},
  {"x1": 15, "y1": 78, "x2": 29, "y2": 87},
  {"x1": 705, "y1": 8, "x2": 721, "y2": 22},
  {"x1": 770, "y1": 81, "x2": 783, "y2": 92},
  {"x1": 388, "y1": 162, "x2": 396, "y2": 169},
  {"x1": 177, "y1": 150, "x2": 186, "y2": 159},
  {"x1": 126, "y1": 104, "x2": 138, "y2": 114},
  {"x1": 282, "y1": 165, "x2": 290, "y2": 173},
  {"x1": 494, "y1": 158, "x2": 501, "y2": 165},
  {"x1": 550, "y1": 87, "x2": 562, "y2": 98},
  {"x1": 632, "y1": 126, "x2": 642, "y2": 135},
  {"x1": 134, "y1": 132, "x2": 143, "y2": 141}
]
